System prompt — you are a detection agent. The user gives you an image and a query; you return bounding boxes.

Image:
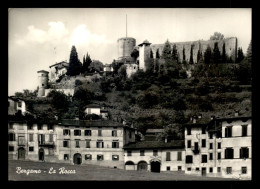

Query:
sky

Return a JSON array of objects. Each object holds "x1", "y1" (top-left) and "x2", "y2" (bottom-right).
[{"x1": 8, "y1": 8, "x2": 252, "y2": 96}]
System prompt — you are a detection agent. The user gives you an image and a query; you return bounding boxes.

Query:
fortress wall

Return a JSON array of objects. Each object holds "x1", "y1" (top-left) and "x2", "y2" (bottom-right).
[{"x1": 150, "y1": 37, "x2": 237, "y2": 63}]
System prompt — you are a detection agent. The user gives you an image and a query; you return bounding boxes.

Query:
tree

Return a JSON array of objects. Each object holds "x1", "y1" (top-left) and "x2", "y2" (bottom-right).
[
  {"x1": 118, "y1": 65, "x2": 127, "y2": 79},
  {"x1": 222, "y1": 43, "x2": 227, "y2": 63},
  {"x1": 236, "y1": 47, "x2": 245, "y2": 63},
  {"x1": 162, "y1": 40, "x2": 172, "y2": 60},
  {"x1": 171, "y1": 44, "x2": 178, "y2": 63},
  {"x1": 66, "y1": 46, "x2": 82, "y2": 76},
  {"x1": 213, "y1": 42, "x2": 221, "y2": 64},
  {"x1": 82, "y1": 53, "x2": 92, "y2": 74},
  {"x1": 246, "y1": 40, "x2": 252, "y2": 63},
  {"x1": 182, "y1": 46, "x2": 186, "y2": 63},
  {"x1": 150, "y1": 49, "x2": 154, "y2": 59},
  {"x1": 197, "y1": 43, "x2": 203, "y2": 64},
  {"x1": 131, "y1": 48, "x2": 139, "y2": 59},
  {"x1": 156, "y1": 49, "x2": 160, "y2": 59},
  {"x1": 89, "y1": 60, "x2": 103, "y2": 73},
  {"x1": 210, "y1": 32, "x2": 224, "y2": 40},
  {"x1": 47, "y1": 90, "x2": 70, "y2": 112},
  {"x1": 189, "y1": 44, "x2": 194, "y2": 64},
  {"x1": 204, "y1": 45, "x2": 212, "y2": 64}
]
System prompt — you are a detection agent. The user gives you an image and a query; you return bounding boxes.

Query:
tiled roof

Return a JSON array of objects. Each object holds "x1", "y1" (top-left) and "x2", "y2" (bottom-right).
[
  {"x1": 123, "y1": 140, "x2": 184, "y2": 149},
  {"x1": 37, "y1": 70, "x2": 49, "y2": 73},
  {"x1": 49, "y1": 61, "x2": 69, "y2": 68}
]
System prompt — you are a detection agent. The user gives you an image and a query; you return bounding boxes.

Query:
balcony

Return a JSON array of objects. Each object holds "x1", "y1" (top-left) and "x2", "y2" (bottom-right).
[
  {"x1": 38, "y1": 141, "x2": 55, "y2": 148},
  {"x1": 191, "y1": 146, "x2": 200, "y2": 154}
]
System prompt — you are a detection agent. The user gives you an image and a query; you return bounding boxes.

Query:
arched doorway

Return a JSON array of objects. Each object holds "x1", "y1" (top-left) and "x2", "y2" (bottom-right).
[
  {"x1": 125, "y1": 161, "x2": 135, "y2": 170},
  {"x1": 18, "y1": 147, "x2": 25, "y2": 160},
  {"x1": 151, "y1": 161, "x2": 161, "y2": 173},
  {"x1": 39, "y1": 148, "x2": 44, "y2": 161},
  {"x1": 137, "y1": 161, "x2": 148, "y2": 171},
  {"x1": 73, "y1": 153, "x2": 82, "y2": 165}
]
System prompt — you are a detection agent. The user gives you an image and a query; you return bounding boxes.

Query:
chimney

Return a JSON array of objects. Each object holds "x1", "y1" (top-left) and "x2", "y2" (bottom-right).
[{"x1": 235, "y1": 110, "x2": 239, "y2": 117}]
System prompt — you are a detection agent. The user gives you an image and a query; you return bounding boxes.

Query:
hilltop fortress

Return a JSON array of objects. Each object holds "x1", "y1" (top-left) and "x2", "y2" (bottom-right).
[{"x1": 37, "y1": 35, "x2": 238, "y2": 96}]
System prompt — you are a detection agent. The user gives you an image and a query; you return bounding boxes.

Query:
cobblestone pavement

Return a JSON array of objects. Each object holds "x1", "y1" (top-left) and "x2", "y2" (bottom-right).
[{"x1": 8, "y1": 160, "x2": 236, "y2": 181}]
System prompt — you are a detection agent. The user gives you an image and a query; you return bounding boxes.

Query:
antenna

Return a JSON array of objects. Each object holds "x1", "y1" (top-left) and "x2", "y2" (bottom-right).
[{"x1": 126, "y1": 14, "x2": 127, "y2": 38}]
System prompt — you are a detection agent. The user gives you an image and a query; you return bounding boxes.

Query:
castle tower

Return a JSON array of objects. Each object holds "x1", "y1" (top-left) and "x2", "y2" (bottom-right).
[
  {"x1": 117, "y1": 37, "x2": 136, "y2": 61},
  {"x1": 138, "y1": 40, "x2": 152, "y2": 72},
  {"x1": 37, "y1": 70, "x2": 49, "y2": 97}
]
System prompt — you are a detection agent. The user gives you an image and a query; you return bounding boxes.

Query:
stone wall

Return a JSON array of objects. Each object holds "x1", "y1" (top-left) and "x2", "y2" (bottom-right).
[{"x1": 150, "y1": 37, "x2": 237, "y2": 63}]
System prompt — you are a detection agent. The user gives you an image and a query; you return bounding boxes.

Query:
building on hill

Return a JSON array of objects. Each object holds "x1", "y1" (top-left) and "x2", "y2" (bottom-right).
[
  {"x1": 8, "y1": 96, "x2": 27, "y2": 116},
  {"x1": 183, "y1": 112, "x2": 251, "y2": 179},
  {"x1": 49, "y1": 61, "x2": 69, "y2": 83},
  {"x1": 37, "y1": 70, "x2": 49, "y2": 97}
]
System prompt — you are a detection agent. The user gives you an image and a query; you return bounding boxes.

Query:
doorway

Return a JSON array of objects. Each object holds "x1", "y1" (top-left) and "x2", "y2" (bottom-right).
[
  {"x1": 151, "y1": 161, "x2": 161, "y2": 173},
  {"x1": 73, "y1": 153, "x2": 82, "y2": 165},
  {"x1": 39, "y1": 148, "x2": 44, "y2": 161},
  {"x1": 137, "y1": 161, "x2": 148, "y2": 171},
  {"x1": 201, "y1": 167, "x2": 207, "y2": 176},
  {"x1": 18, "y1": 147, "x2": 25, "y2": 160}
]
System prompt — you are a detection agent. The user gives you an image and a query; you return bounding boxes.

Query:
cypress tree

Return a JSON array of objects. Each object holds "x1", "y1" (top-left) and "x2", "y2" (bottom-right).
[
  {"x1": 156, "y1": 49, "x2": 160, "y2": 59},
  {"x1": 150, "y1": 49, "x2": 154, "y2": 59},
  {"x1": 189, "y1": 44, "x2": 194, "y2": 64},
  {"x1": 213, "y1": 42, "x2": 221, "y2": 64},
  {"x1": 237, "y1": 47, "x2": 245, "y2": 63},
  {"x1": 246, "y1": 40, "x2": 252, "y2": 63},
  {"x1": 204, "y1": 45, "x2": 212, "y2": 64},
  {"x1": 222, "y1": 43, "x2": 227, "y2": 63},
  {"x1": 67, "y1": 46, "x2": 82, "y2": 76},
  {"x1": 85, "y1": 53, "x2": 92, "y2": 73},
  {"x1": 162, "y1": 40, "x2": 172, "y2": 60},
  {"x1": 182, "y1": 46, "x2": 186, "y2": 63},
  {"x1": 171, "y1": 44, "x2": 178, "y2": 63}
]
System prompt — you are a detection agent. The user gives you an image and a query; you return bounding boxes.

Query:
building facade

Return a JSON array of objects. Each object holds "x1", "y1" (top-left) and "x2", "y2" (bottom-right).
[{"x1": 8, "y1": 97, "x2": 27, "y2": 116}]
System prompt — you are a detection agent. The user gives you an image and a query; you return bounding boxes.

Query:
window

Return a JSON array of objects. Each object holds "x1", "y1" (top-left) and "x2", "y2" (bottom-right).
[
  {"x1": 201, "y1": 155, "x2": 207, "y2": 163},
  {"x1": 96, "y1": 140, "x2": 104, "y2": 148},
  {"x1": 166, "y1": 152, "x2": 171, "y2": 161},
  {"x1": 63, "y1": 140, "x2": 69, "y2": 148},
  {"x1": 166, "y1": 166, "x2": 170, "y2": 171},
  {"x1": 218, "y1": 152, "x2": 221, "y2": 160},
  {"x1": 202, "y1": 127, "x2": 206, "y2": 134},
  {"x1": 178, "y1": 166, "x2": 182, "y2": 171},
  {"x1": 186, "y1": 155, "x2": 193, "y2": 164},
  {"x1": 86, "y1": 140, "x2": 91, "y2": 148},
  {"x1": 27, "y1": 124, "x2": 33, "y2": 130},
  {"x1": 97, "y1": 155, "x2": 104, "y2": 161},
  {"x1": 153, "y1": 150, "x2": 158, "y2": 156},
  {"x1": 226, "y1": 167, "x2": 232, "y2": 174},
  {"x1": 112, "y1": 130, "x2": 117, "y2": 137},
  {"x1": 63, "y1": 129, "x2": 70, "y2": 136},
  {"x1": 177, "y1": 151, "x2": 182, "y2": 161},
  {"x1": 140, "y1": 150, "x2": 145, "y2": 156},
  {"x1": 218, "y1": 142, "x2": 221, "y2": 149},
  {"x1": 195, "y1": 167, "x2": 199, "y2": 171},
  {"x1": 85, "y1": 154, "x2": 92, "y2": 160},
  {"x1": 29, "y1": 147, "x2": 34, "y2": 151},
  {"x1": 85, "y1": 130, "x2": 91, "y2": 136},
  {"x1": 127, "y1": 150, "x2": 132, "y2": 156},
  {"x1": 74, "y1": 130, "x2": 81, "y2": 136},
  {"x1": 112, "y1": 141, "x2": 119, "y2": 148},
  {"x1": 187, "y1": 127, "x2": 191, "y2": 135},
  {"x1": 47, "y1": 124, "x2": 53, "y2": 130},
  {"x1": 8, "y1": 133, "x2": 15, "y2": 141},
  {"x1": 225, "y1": 148, "x2": 234, "y2": 159},
  {"x1": 49, "y1": 134, "x2": 53, "y2": 142},
  {"x1": 209, "y1": 143, "x2": 213, "y2": 149},
  {"x1": 64, "y1": 154, "x2": 69, "y2": 160},
  {"x1": 241, "y1": 167, "x2": 247, "y2": 174},
  {"x1": 9, "y1": 123, "x2": 14, "y2": 129},
  {"x1": 202, "y1": 139, "x2": 206, "y2": 148},
  {"x1": 187, "y1": 140, "x2": 191, "y2": 148},
  {"x1": 225, "y1": 126, "x2": 232, "y2": 138},
  {"x1": 209, "y1": 167, "x2": 213, "y2": 173},
  {"x1": 29, "y1": 134, "x2": 33, "y2": 142},
  {"x1": 75, "y1": 140, "x2": 80, "y2": 148},
  {"x1": 112, "y1": 155, "x2": 119, "y2": 161},
  {"x1": 98, "y1": 130, "x2": 102, "y2": 136},
  {"x1": 242, "y1": 125, "x2": 248, "y2": 136},
  {"x1": 18, "y1": 101, "x2": 22, "y2": 107},
  {"x1": 217, "y1": 167, "x2": 221, "y2": 173},
  {"x1": 187, "y1": 167, "x2": 191, "y2": 171},
  {"x1": 9, "y1": 146, "x2": 14, "y2": 151},
  {"x1": 240, "y1": 147, "x2": 249, "y2": 159},
  {"x1": 38, "y1": 134, "x2": 45, "y2": 144},
  {"x1": 37, "y1": 124, "x2": 43, "y2": 130},
  {"x1": 209, "y1": 153, "x2": 213, "y2": 160},
  {"x1": 209, "y1": 133, "x2": 213, "y2": 139}
]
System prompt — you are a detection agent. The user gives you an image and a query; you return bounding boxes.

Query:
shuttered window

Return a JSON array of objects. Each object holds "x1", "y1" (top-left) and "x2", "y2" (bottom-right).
[
  {"x1": 225, "y1": 126, "x2": 232, "y2": 137},
  {"x1": 240, "y1": 147, "x2": 249, "y2": 159},
  {"x1": 225, "y1": 148, "x2": 234, "y2": 159},
  {"x1": 166, "y1": 152, "x2": 171, "y2": 161},
  {"x1": 177, "y1": 151, "x2": 182, "y2": 161}
]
